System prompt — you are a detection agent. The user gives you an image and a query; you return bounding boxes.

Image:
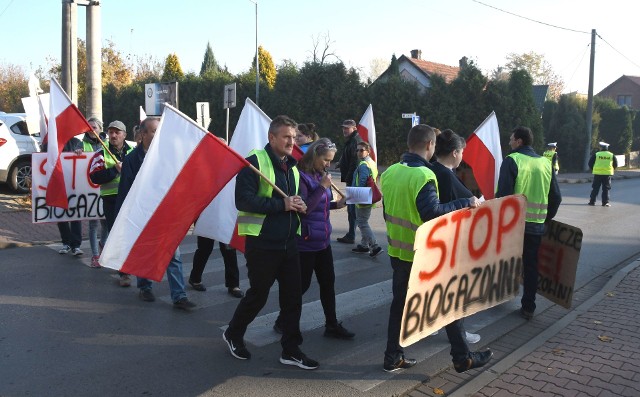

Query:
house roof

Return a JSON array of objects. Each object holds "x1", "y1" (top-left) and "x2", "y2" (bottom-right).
[
  {"x1": 532, "y1": 85, "x2": 549, "y2": 113},
  {"x1": 401, "y1": 55, "x2": 460, "y2": 83},
  {"x1": 597, "y1": 75, "x2": 640, "y2": 96}
]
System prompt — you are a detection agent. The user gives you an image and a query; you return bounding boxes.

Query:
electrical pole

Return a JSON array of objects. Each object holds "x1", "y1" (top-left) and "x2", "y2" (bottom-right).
[
  {"x1": 249, "y1": 0, "x2": 259, "y2": 106},
  {"x1": 86, "y1": 1, "x2": 102, "y2": 121},
  {"x1": 584, "y1": 29, "x2": 596, "y2": 171},
  {"x1": 61, "y1": 0, "x2": 78, "y2": 104}
]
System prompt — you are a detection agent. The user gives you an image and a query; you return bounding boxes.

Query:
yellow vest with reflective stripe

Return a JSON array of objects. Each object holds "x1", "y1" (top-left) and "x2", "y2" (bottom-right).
[
  {"x1": 354, "y1": 157, "x2": 378, "y2": 208},
  {"x1": 100, "y1": 145, "x2": 134, "y2": 196},
  {"x1": 82, "y1": 141, "x2": 95, "y2": 152},
  {"x1": 380, "y1": 163, "x2": 437, "y2": 262},
  {"x1": 237, "y1": 149, "x2": 301, "y2": 236},
  {"x1": 543, "y1": 150, "x2": 559, "y2": 172},
  {"x1": 508, "y1": 152, "x2": 551, "y2": 224},
  {"x1": 592, "y1": 151, "x2": 614, "y2": 175}
]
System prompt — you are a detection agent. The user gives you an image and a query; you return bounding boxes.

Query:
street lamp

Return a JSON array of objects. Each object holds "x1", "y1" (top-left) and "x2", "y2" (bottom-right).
[{"x1": 249, "y1": 0, "x2": 259, "y2": 106}]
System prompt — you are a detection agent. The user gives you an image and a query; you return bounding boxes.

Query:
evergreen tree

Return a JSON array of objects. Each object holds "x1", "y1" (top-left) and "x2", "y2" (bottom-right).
[
  {"x1": 388, "y1": 54, "x2": 400, "y2": 76},
  {"x1": 200, "y1": 42, "x2": 220, "y2": 77},
  {"x1": 250, "y1": 46, "x2": 277, "y2": 89},
  {"x1": 547, "y1": 94, "x2": 587, "y2": 171},
  {"x1": 163, "y1": 53, "x2": 184, "y2": 81}
]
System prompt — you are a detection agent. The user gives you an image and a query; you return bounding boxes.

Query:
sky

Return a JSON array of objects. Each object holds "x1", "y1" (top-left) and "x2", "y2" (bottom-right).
[{"x1": 2, "y1": 0, "x2": 639, "y2": 97}]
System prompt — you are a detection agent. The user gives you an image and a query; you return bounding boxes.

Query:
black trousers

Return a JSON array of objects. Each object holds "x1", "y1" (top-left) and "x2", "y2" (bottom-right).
[
  {"x1": 521, "y1": 233, "x2": 542, "y2": 313},
  {"x1": 189, "y1": 236, "x2": 239, "y2": 288},
  {"x1": 227, "y1": 247, "x2": 303, "y2": 355},
  {"x1": 590, "y1": 174, "x2": 612, "y2": 204},
  {"x1": 57, "y1": 221, "x2": 81, "y2": 249}
]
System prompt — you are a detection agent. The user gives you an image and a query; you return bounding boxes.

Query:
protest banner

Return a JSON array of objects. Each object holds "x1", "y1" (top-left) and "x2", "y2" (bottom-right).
[
  {"x1": 400, "y1": 195, "x2": 526, "y2": 347},
  {"x1": 537, "y1": 220, "x2": 582, "y2": 309},
  {"x1": 31, "y1": 152, "x2": 103, "y2": 223}
]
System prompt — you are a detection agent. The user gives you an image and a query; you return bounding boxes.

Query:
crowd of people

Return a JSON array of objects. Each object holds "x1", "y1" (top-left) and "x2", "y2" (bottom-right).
[{"x1": 53, "y1": 110, "x2": 614, "y2": 377}]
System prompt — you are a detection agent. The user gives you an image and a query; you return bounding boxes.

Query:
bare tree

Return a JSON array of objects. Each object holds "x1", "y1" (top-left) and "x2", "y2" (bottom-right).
[
  {"x1": 308, "y1": 32, "x2": 341, "y2": 65},
  {"x1": 503, "y1": 51, "x2": 565, "y2": 100}
]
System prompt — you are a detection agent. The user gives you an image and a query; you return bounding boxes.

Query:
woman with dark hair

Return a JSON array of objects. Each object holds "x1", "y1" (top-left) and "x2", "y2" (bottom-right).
[
  {"x1": 295, "y1": 123, "x2": 320, "y2": 153},
  {"x1": 273, "y1": 137, "x2": 355, "y2": 339},
  {"x1": 431, "y1": 129, "x2": 482, "y2": 344}
]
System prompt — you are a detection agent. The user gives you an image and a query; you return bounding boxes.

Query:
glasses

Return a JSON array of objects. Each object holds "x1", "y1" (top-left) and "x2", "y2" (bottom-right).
[
  {"x1": 357, "y1": 149, "x2": 368, "y2": 152},
  {"x1": 314, "y1": 142, "x2": 336, "y2": 152}
]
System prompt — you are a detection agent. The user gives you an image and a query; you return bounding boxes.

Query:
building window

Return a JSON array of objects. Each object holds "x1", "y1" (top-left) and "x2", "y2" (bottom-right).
[{"x1": 617, "y1": 95, "x2": 632, "y2": 107}]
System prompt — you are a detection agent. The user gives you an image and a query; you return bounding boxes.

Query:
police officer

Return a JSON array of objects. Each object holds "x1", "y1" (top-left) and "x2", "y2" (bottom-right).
[
  {"x1": 496, "y1": 127, "x2": 562, "y2": 320},
  {"x1": 542, "y1": 142, "x2": 559, "y2": 175},
  {"x1": 588, "y1": 141, "x2": 617, "y2": 207},
  {"x1": 223, "y1": 115, "x2": 319, "y2": 370},
  {"x1": 380, "y1": 124, "x2": 492, "y2": 374}
]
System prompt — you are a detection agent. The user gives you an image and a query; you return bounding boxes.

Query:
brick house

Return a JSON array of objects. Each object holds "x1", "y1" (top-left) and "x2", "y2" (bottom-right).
[
  {"x1": 596, "y1": 75, "x2": 640, "y2": 110},
  {"x1": 375, "y1": 49, "x2": 460, "y2": 93}
]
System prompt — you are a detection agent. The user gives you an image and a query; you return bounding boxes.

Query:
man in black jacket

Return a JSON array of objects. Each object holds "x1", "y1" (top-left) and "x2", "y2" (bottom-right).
[
  {"x1": 335, "y1": 119, "x2": 363, "y2": 244},
  {"x1": 223, "y1": 115, "x2": 319, "y2": 370}
]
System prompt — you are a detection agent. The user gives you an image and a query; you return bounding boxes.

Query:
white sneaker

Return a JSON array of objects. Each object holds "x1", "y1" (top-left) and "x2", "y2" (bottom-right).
[
  {"x1": 71, "y1": 247, "x2": 84, "y2": 256},
  {"x1": 465, "y1": 331, "x2": 481, "y2": 344},
  {"x1": 58, "y1": 245, "x2": 71, "y2": 254}
]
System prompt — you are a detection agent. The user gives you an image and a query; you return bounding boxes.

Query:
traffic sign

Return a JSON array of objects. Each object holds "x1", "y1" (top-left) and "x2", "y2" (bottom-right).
[{"x1": 401, "y1": 113, "x2": 415, "y2": 119}]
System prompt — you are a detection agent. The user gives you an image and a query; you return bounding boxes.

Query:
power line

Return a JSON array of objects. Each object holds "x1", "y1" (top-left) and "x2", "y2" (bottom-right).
[
  {"x1": 472, "y1": 0, "x2": 590, "y2": 34},
  {"x1": 596, "y1": 33, "x2": 640, "y2": 71},
  {"x1": 0, "y1": 0, "x2": 15, "y2": 19}
]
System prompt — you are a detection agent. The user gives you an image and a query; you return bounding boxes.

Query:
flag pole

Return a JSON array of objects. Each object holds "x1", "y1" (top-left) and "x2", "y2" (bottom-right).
[
  {"x1": 247, "y1": 163, "x2": 288, "y2": 198},
  {"x1": 330, "y1": 182, "x2": 345, "y2": 198},
  {"x1": 87, "y1": 128, "x2": 119, "y2": 163}
]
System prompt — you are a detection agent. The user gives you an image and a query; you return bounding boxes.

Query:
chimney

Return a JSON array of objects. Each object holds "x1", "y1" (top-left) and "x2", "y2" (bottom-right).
[{"x1": 410, "y1": 49, "x2": 422, "y2": 60}]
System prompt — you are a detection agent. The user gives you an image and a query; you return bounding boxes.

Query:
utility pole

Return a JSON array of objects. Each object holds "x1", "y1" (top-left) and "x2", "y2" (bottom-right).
[
  {"x1": 249, "y1": 0, "x2": 259, "y2": 106},
  {"x1": 584, "y1": 29, "x2": 596, "y2": 171},
  {"x1": 86, "y1": 1, "x2": 102, "y2": 121},
  {"x1": 61, "y1": 0, "x2": 78, "y2": 104}
]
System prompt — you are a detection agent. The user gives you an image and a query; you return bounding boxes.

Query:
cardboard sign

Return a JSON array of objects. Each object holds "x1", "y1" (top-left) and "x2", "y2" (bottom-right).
[
  {"x1": 400, "y1": 195, "x2": 526, "y2": 347},
  {"x1": 537, "y1": 220, "x2": 582, "y2": 309},
  {"x1": 31, "y1": 152, "x2": 104, "y2": 223}
]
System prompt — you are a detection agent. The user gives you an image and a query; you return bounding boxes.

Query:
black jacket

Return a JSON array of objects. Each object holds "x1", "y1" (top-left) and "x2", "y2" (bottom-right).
[
  {"x1": 235, "y1": 144, "x2": 300, "y2": 251},
  {"x1": 432, "y1": 161, "x2": 474, "y2": 203},
  {"x1": 114, "y1": 144, "x2": 146, "y2": 217},
  {"x1": 337, "y1": 130, "x2": 363, "y2": 186}
]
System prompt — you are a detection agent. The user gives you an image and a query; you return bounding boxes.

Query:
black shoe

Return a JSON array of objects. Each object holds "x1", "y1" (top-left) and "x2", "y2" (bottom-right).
[
  {"x1": 588, "y1": 201, "x2": 595, "y2": 206},
  {"x1": 279, "y1": 351, "x2": 319, "y2": 370},
  {"x1": 273, "y1": 322, "x2": 283, "y2": 334},
  {"x1": 173, "y1": 297, "x2": 196, "y2": 311},
  {"x1": 228, "y1": 287, "x2": 244, "y2": 298},
  {"x1": 519, "y1": 307, "x2": 534, "y2": 320},
  {"x1": 324, "y1": 322, "x2": 355, "y2": 339},
  {"x1": 139, "y1": 289, "x2": 155, "y2": 302},
  {"x1": 223, "y1": 330, "x2": 251, "y2": 360},
  {"x1": 369, "y1": 246, "x2": 383, "y2": 257},
  {"x1": 189, "y1": 279, "x2": 207, "y2": 292},
  {"x1": 337, "y1": 236, "x2": 355, "y2": 244},
  {"x1": 383, "y1": 356, "x2": 417, "y2": 372},
  {"x1": 453, "y1": 350, "x2": 493, "y2": 373},
  {"x1": 351, "y1": 245, "x2": 369, "y2": 254}
]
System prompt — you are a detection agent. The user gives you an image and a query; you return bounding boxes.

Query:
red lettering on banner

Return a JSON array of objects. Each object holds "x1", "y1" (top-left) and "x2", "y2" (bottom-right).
[
  {"x1": 63, "y1": 154, "x2": 86, "y2": 190},
  {"x1": 468, "y1": 207, "x2": 492, "y2": 260},
  {"x1": 38, "y1": 158, "x2": 48, "y2": 191},
  {"x1": 538, "y1": 242, "x2": 564, "y2": 280},
  {"x1": 497, "y1": 196, "x2": 520, "y2": 254},
  {"x1": 419, "y1": 218, "x2": 448, "y2": 281},
  {"x1": 86, "y1": 153, "x2": 99, "y2": 188},
  {"x1": 449, "y1": 210, "x2": 472, "y2": 269}
]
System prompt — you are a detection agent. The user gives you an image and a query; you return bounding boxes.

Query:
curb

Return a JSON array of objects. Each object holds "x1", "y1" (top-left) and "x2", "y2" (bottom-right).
[{"x1": 449, "y1": 258, "x2": 640, "y2": 397}]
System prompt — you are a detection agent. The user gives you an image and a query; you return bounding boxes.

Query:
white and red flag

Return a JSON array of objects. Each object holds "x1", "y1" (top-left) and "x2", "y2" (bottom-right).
[
  {"x1": 139, "y1": 106, "x2": 147, "y2": 124},
  {"x1": 45, "y1": 78, "x2": 93, "y2": 208},
  {"x1": 100, "y1": 105, "x2": 249, "y2": 281},
  {"x1": 192, "y1": 98, "x2": 271, "y2": 252},
  {"x1": 464, "y1": 111, "x2": 502, "y2": 200},
  {"x1": 357, "y1": 104, "x2": 377, "y2": 161}
]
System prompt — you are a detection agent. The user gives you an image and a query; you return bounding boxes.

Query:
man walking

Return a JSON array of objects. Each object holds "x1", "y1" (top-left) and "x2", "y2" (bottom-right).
[
  {"x1": 335, "y1": 119, "x2": 363, "y2": 244},
  {"x1": 496, "y1": 126, "x2": 562, "y2": 320},
  {"x1": 542, "y1": 142, "x2": 559, "y2": 175},
  {"x1": 589, "y1": 141, "x2": 617, "y2": 207}
]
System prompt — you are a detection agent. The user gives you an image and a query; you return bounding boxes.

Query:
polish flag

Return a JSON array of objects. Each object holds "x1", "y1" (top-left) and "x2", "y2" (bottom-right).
[
  {"x1": 100, "y1": 105, "x2": 249, "y2": 281},
  {"x1": 357, "y1": 104, "x2": 377, "y2": 161},
  {"x1": 139, "y1": 106, "x2": 147, "y2": 124},
  {"x1": 464, "y1": 111, "x2": 502, "y2": 200},
  {"x1": 192, "y1": 98, "x2": 271, "y2": 252},
  {"x1": 45, "y1": 78, "x2": 93, "y2": 208}
]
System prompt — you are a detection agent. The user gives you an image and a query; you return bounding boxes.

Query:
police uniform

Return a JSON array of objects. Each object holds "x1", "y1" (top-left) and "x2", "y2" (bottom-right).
[{"x1": 588, "y1": 142, "x2": 617, "y2": 206}]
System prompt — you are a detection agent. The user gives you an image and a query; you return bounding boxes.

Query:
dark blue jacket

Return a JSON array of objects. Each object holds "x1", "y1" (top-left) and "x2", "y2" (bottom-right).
[{"x1": 114, "y1": 144, "x2": 146, "y2": 217}]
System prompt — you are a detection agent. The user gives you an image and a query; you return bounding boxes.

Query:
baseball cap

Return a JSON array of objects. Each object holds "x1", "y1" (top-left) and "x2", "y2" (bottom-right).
[
  {"x1": 598, "y1": 141, "x2": 609, "y2": 147},
  {"x1": 107, "y1": 120, "x2": 126, "y2": 132},
  {"x1": 341, "y1": 119, "x2": 357, "y2": 128}
]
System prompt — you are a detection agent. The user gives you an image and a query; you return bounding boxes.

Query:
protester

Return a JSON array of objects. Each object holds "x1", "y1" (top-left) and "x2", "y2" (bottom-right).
[
  {"x1": 496, "y1": 126, "x2": 562, "y2": 320},
  {"x1": 542, "y1": 142, "x2": 559, "y2": 175},
  {"x1": 351, "y1": 141, "x2": 382, "y2": 257},
  {"x1": 588, "y1": 141, "x2": 617, "y2": 207},
  {"x1": 295, "y1": 123, "x2": 319, "y2": 153},
  {"x1": 89, "y1": 120, "x2": 135, "y2": 285},
  {"x1": 335, "y1": 119, "x2": 363, "y2": 244},
  {"x1": 223, "y1": 115, "x2": 319, "y2": 370},
  {"x1": 380, "y1": 124, "x2": 492, "y2": 373},
  {"x1": 189, "y1": 237, "x2": 243, "y2": 298},
  {"x1": 272, "y1": 137, "x2": 355, "y2": 339},
  {"x1": 114, "y1": 117, "x2": 196, "y2": 311}
]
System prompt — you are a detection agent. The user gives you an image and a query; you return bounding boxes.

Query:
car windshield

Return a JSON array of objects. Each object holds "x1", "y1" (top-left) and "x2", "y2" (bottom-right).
[{"x1": 10, "y1": 120, "x2": 31, "y2": 136}]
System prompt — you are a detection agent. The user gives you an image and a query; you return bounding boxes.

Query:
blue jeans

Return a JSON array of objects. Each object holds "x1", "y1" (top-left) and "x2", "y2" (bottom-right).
[
  {"x1": 88, "y1": 220, "x2": 108, "y2": 256},
  {"x1": 384, "y1": 256, "x2": 469, "y2": 365},
  {"x1": 137, "y1": 248, "x2": 187, "y2": 303},
  {"x1": 355, "y1": 206, "x2": 376, "y2": 247}
]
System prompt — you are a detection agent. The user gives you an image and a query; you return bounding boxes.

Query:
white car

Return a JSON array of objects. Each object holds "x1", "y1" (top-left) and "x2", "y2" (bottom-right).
[{"x1": 0, "y1": 112, "x2": 41, "y2": 193}]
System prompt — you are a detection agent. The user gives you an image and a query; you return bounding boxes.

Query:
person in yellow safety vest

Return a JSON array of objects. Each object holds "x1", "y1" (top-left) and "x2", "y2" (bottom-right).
[
  {"x1": 223, "y1": 115, "x2": 321, "y2": 371},
  {"x1": 380, "y1": 124, "x2": 493, "y2": 374},
  {"x1": 588, "y1": 141, "x2": 618, "y2": 207},
  {"x1": 542, "y1": 142, "x2": 559, "y2": 174},
  {"x1": 351, "y1": 141, "x2": 382, "y2": 257},
  {"x1": 496, "y1": 126, "x2": 562, "y2": 321},
  {"x1": 89, "y1": 120, "x2": 135, "y2": 287}
]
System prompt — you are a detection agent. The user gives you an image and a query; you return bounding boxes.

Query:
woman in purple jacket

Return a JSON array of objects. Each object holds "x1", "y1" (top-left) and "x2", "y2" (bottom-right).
[{"x1": 274, "y1": 138, "x2": 355, "y2": 339}]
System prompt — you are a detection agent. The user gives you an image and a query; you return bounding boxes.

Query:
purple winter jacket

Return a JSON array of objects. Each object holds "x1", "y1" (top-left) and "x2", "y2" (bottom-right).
[{"x1": 296, "y1": 170, "x2": 337, "y2": 252}]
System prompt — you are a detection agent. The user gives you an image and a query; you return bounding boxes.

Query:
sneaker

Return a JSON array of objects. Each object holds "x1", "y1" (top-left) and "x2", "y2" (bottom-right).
[
  {"x1": 273, "y1": 322, "x2": 283, "y2": 334},
  {"x1": 139, "y1": 288, "x2": 155, "y2": 302},
  {"x1": 71, "y1": 247, "x2": 84, "y2": 256},
  {"x1": 383, "y1": 356, "x2": 417, "y2": 372},
  {"x1": 173, "y1": 297, "x2": 196, "y2": 311},
  {"x1": 465, "y1": 331, "x2": 481, "y2": 344},
  {"x1": 337, "y1": 236, "x2": 355, "y2": 244},
  {"x1": 223, "y1": 330, "x2": 251, "y2": 360},
  {"x1": 188, "y1": 279, "x2": 207, "y2": 292},
  {"x1": 119, "y1": 274, "x2": 132, "y2": 287},
  {"x1": 352, "y1": 245, "x2": 370, "y2": 254},
  {"x1": 58, "y1": 245, "x2": 71, "y2": 254},
  {"x1": 588, "y1": 201, "x2": 595, "y2": 206},
  {"x1": 324, "y1": 322, "x2": 355, "y2": 339},
  {"x1": 453, "y1": 350, "x2": 493, "y2": 373},
  {"x1": 369, "y1": 245, "x2": 383, "y2": 257},
  {"x1": 90, "y1": 255, "x2": 101, "y2": 268},
  {"x1": 279, "y1": 351, "x2": 319, "y2": 370},
  {"x1": 519, "y1": 307, "x2": 534, "y2": 320},
  {"x1": 228, "y1": 287, "x2": 244, "y2": 298},
  {"x1": 603, "y1": 203, "x2": 611, "y2": 207}
]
